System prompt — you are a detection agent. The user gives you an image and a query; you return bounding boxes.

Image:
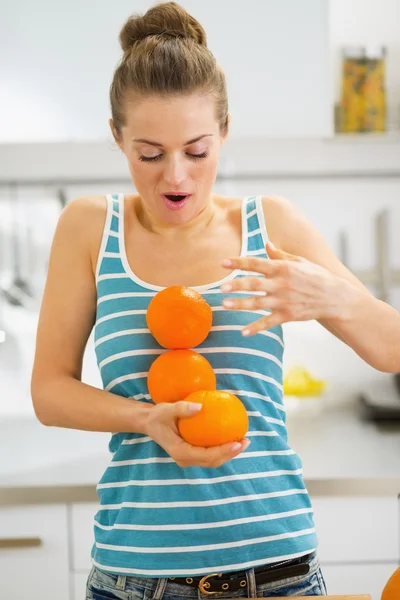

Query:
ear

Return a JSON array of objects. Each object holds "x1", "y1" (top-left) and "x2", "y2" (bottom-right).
[
  {"x1": 109, "y1": 119, "x2": 122, "y2": 149},
  {"x1": 220, "y1": 113, "x2": 231, "y2": 145}
]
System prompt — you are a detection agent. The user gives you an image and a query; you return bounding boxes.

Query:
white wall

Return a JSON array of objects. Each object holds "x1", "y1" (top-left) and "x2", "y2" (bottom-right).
[
  {"x1": 0, "y1": 0, "x2": 331, "y2": 142},
  {"x1": 2, "y1": 1, "x2": 400, "y2": 143}
]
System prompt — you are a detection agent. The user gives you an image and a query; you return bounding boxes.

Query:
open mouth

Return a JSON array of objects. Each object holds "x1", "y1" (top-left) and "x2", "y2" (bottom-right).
[
  {"x1": 164, "y1": 194, "x2": 189, "y2": 202},
  {"x1": 161, "y1": 193, "x2": 192, "y2": 210}
]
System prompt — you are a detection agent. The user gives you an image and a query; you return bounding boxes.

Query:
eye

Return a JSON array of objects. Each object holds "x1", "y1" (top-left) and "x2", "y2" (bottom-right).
[
  {"x1": 138, "y1": 154, "x2": 163, "y2": 163},
  {"x1": 186, "y1": 151, "x2": 209, "y2": 160}
]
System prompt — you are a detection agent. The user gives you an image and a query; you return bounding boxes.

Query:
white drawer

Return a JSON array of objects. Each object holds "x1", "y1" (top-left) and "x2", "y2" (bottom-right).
[
  {"x1": 0, "y1": 504, "x2": 69, "y2": 600},
  {"x1": 311, "y1": 496, "x2": 399, "y2": 562},
  {"x1": 70, "y1": 502, "x2": 99, "y2": 571}
]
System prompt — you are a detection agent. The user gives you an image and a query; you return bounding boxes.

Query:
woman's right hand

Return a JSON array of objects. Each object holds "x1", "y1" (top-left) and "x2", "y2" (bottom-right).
[{"x1": 145, "y1": 401, "x2": 250, "y2": 468}]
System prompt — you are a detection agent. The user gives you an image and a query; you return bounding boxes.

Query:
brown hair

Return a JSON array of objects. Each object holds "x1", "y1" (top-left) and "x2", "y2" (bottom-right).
[{"x1": 110, "y1": 1, "x2": 228, "y2": 137}]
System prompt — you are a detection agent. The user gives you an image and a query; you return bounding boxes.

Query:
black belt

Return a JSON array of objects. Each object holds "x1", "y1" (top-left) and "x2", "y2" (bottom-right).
[{"x1": 169, "y1": 553, "x2": 312, "y2": 595}]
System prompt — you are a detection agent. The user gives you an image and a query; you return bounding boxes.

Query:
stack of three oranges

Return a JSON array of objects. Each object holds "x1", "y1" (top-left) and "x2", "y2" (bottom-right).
[{"x1": 146, "y1": 286, "x2": 248, "y2": 447}]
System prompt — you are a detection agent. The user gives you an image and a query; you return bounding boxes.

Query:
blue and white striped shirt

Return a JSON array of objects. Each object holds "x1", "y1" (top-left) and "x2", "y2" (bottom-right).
[{"x1": 91, "y1": 193, "x2": 317, "y2": 577}]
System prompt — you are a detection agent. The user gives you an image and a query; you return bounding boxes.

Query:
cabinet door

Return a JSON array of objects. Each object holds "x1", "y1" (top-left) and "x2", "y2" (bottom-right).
[
  {"x1": 0, "y1": 504, "x2": 69, "y2": 600},
  {"x1": 70, "y1": 502, "x2": 98, "y2": 571},
  {"x1": 311, "y1": 496, "x2": 399, "y2": 562},
  {"x1": 322, "y1": 563, "x2": 398, "y2": 600},
  {"x1": 72, "y1": 572, "x2": 89, "y2": 600}
]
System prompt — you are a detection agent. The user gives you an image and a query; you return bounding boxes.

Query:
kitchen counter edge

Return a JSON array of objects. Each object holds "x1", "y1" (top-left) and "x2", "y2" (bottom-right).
[{"x1": 1, "y1": 478, "x2": 399, "y2": 507}]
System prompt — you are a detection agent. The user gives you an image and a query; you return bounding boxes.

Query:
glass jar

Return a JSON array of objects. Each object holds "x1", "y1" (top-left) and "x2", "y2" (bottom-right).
[
  {"x1": 340, "y1": 45, "x2": 387, "y2": 133},
  {"x1": 341, "y1": 46, "x2": 366, "y2": 133},
  {"x1": 363, "y1": 45, "x2": 386, "y2": 132}
]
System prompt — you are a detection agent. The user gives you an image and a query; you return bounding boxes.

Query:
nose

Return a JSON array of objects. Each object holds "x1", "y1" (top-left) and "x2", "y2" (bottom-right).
[{"x1": 163, "y1": 155, "x2": 187, "y2": 187}]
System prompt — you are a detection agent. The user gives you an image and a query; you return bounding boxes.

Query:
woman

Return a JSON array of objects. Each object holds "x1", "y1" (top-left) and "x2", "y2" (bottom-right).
[{"x1": 31, "y1": 2, "x2": 400, "y2": 598}]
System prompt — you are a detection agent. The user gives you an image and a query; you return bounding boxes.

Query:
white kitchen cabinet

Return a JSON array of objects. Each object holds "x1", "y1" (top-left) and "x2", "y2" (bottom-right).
[
  {"x1": 0, "y1": 504, "x2": 70, "y2": 600},
  {"x1": 73, "y1": 497, "x2": 400, "y2": 567},
  {"x1": 0, "y1": 495, "x2": 398, "y2": 600},
  {"x1": 311, "y1": 496, "x2": 399, "y2": 562},
  {"x1": 72, "y1": 572, "x2": 90, "y2": 600},
  {"x1": 322, "y1": 563, "x2": 397, "y2": 600},
  {"x1": 70, "y1": 502, "x2": 98, "y2": 571}
]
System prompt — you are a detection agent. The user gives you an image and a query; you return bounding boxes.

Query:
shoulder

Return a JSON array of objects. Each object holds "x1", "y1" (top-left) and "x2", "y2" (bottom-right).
[
  {"x1": 213, "y1": 194, "x2": 242, "y2": 211},
  {"x1": 56, "y1": 195, "x2": 107, "y2": 245},
  {"x1": 260, "y1": 194, "x2": 311, "y2": 254},
  {"x1": 213, "y1": 194, "x2": 242, "y2": 226},
  {"x1": 59, "y1": 195, "x2": 107, "y2": 224},
  {"x1": 55, "y1": 195, "x2": 108, "y2": 272}
]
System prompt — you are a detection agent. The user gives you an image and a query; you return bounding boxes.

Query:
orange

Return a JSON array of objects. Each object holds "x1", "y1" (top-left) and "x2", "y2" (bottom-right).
[
  {"x1": 178, "y1": 390, "x2": 248, "y2": 447},
  {"x1": 148, "y1": 349, "x2": 216, "y2": 404},
  {"x1": 382, "y1": 567, "x2": 400, "y2": 600},
  {"x1": 146, "y1": 286, "x2": 212, "y2": 349}
]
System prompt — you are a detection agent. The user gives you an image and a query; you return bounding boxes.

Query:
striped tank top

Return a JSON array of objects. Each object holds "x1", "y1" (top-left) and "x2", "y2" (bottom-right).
[{"x1": 92, "y1": 193, "x2": 317, "y2": 578}]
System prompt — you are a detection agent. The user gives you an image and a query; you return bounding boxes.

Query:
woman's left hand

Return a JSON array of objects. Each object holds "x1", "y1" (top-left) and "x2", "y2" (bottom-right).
[{"x1": 220, "y1": 240, "x2": 352, "y2": 336}]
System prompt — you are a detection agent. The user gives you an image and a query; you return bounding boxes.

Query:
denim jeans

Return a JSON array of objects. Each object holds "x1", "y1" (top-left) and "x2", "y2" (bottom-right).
[{"x1": 86, "y1": 553, "x2": 327, "y2": 598}]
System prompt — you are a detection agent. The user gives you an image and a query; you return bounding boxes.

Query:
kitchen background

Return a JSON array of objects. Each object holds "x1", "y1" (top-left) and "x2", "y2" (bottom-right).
[{"x1": 0, "y1": 1, "x2": 400, "y2": 599}]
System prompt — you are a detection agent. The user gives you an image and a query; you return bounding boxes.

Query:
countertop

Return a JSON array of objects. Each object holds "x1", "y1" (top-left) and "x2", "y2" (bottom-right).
[{"x1": 0, "y1": 398, "x2": 399, "y2": 506}]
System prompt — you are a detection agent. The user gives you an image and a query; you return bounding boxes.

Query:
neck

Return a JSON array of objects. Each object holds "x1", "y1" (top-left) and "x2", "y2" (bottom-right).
[{"x1": 136, "y1": 195, "x2": 216, "y2": 239}]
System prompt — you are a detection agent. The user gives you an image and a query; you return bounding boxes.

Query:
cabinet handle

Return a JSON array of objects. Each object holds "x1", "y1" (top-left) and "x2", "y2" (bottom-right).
[{"x1": 0, "y1": 537, "x2": 42, "y2": 549}]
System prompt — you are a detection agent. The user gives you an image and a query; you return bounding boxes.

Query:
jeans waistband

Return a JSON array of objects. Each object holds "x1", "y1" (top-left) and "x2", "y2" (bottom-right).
[{"x1": 89, "y1": 551, "x2": 318, "y2": 597}]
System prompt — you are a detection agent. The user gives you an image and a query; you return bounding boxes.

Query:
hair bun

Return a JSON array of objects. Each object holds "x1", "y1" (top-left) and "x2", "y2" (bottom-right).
[{"x1": 119, "y1": 2, "x2": 207, "y2": 53}]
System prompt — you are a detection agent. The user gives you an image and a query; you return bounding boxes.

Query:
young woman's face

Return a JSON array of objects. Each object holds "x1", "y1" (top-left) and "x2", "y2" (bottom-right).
[{"x1": 112, "y1": 93, "x2": 228, "y2": 226}]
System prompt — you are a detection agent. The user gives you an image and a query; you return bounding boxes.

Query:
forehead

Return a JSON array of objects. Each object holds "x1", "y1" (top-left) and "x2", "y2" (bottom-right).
[{"x1": 123, "y1": 93, "x2": 219, "y2": 141}]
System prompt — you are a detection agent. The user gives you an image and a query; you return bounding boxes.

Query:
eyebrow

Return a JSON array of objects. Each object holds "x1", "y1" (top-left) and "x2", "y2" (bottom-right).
[{"x1": 132, "y1": 134, "x2": 214, "y2": 147}]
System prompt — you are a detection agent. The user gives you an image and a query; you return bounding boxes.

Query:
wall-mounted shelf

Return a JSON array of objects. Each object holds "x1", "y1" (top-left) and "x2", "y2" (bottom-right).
[
  {"x1": 1, "y1": 135, "x2": 400, "y2": 185},
  {"x1": 328, "y1": 131, "x2": 400, "y2": 143}
]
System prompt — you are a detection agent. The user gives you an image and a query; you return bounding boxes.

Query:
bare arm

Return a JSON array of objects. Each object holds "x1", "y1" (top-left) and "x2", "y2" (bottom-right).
[
  {"x1": 220, "y1": 195, "x2": 399, "y2": 372},
  {"x1": 264, "y1": 195, "x2": 400, "y2": 373},
  {"x1": 31, "y1": 196, "x2": 151, "y2": 432}
]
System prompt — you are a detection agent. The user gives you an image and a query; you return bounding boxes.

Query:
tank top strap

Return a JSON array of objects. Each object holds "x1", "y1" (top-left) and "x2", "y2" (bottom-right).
[
  {"x1": 95, "y1": 193, "x2": 125, "y2": 281},
  {"x1": 242, "y1": 195, "x2": 269, "y2": 258}
]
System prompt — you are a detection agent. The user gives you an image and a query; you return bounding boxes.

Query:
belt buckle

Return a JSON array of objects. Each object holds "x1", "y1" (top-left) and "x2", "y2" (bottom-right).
[{"x1": 199, "y1": 572, "x2": 222, "y2": 595}]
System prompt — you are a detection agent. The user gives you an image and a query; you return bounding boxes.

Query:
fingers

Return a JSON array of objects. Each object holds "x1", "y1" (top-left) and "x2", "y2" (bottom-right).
[
  {"x1": 242, "y1": 313, "x2": 286, "y2": 336},
  {"x1": 221, "y1": 276, "x2": 277, "y2": 295},
  {"x1": 174, "y1": 439, "x2": 251, "y2": 469},
  {"x1": 219, "y1": 276, "x2": 283, "y2": 330},
  {"x1": 265, "y1": 241, "x2": 302, "y2": 262},
  {"x1": 220, "y1": 275, "x2": 280, "y2": 311},
  {"x1": 147, "y1": 402, "x2": 200, "y2": 450},
  {"x1": 204, "y1": 438, "x2": 251, "y2": 467},
  {"x1": 223, "y1": 293, "x2": 279, "y2": 312},
  {"x1": 223, "y1": 256, "x2": 282, "y2": 275},
  {"x1": 172, "y1": 401, "x2": 203, "y2": 418}
]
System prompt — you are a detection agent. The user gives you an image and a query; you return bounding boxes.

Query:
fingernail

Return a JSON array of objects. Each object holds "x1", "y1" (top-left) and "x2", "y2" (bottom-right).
[
  {"x1": 223, "y1": 300, "x2": 233, "y2": 308},
  {"x1": 187, "y1": 403, "x2": 202, "y2": 413},
  {"x1": 222, "y1": 259, "x2": 232, "y2": 267},
  {"x1": 220, "y1": 283, "x2": 232, "y2": 292},
  {"x1": 231, "y1": 442, "x2": 242, "y2": 452},
  {"x1": 242, "y1": 328, "x2": 251, "y2": 336},
  {"x1": 243, "y1": 439, "x2": 251, "y2": 450}
]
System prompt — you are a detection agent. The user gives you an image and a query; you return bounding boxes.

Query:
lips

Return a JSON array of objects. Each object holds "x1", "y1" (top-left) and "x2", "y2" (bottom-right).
[{"x1": 161, "y1": 193, "x2": 192, "y2": 211}]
